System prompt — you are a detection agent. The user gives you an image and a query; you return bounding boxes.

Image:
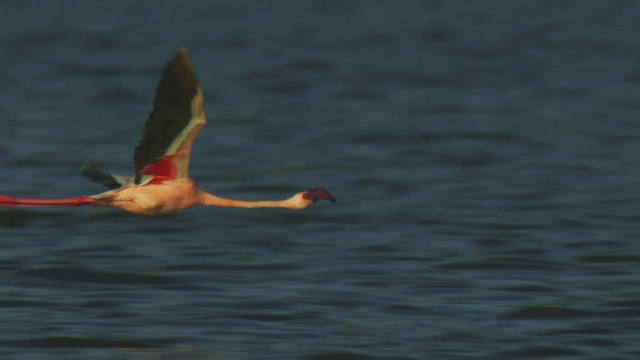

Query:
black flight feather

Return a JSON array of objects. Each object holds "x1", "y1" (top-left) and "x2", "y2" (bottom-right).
[{"x1": 133, "y1": 49, "x2": 200, "y2": 184}]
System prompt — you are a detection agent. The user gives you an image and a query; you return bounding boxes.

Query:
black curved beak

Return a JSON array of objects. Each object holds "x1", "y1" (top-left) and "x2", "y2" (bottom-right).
[{"x1": 303, "y1": 188, "x2": 336, "y2": 203}]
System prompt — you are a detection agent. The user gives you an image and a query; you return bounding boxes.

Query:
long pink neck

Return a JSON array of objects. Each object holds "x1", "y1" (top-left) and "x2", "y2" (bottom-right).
[{"x1": 198, "y1": 191, "x2": 300, "y2": 209}]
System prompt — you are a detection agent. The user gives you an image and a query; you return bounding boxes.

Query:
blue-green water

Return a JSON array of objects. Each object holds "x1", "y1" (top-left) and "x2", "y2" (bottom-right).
[{"x1": 1, "y1": 1, "x2": 640, "y2": 359}]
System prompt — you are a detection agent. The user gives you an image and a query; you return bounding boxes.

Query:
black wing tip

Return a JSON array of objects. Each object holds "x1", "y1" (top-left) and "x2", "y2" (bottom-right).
[
  {"x1": 169, "y1": 48, "x2": 196, "y2": 78},
  {"x1": 171, "y1": 48, "x2": 189, "y2": 64},
  {"x1": 78, "y1": 161, "x2": 123, "y2": 190},
  {"x1": 155, "y1": 47, "x2": 200, "y2": 102},
  {"x1": 176, "y1": 47, "x2": 189, "y2": 56},
  {"x1": 170, "y1": 48, "x2": 191, "y2": 70}
]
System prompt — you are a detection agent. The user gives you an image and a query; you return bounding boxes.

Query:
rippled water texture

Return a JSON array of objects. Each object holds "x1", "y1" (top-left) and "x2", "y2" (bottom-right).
[{"x1": 1, "y1": 1, "x2": 640, "y2": 359}]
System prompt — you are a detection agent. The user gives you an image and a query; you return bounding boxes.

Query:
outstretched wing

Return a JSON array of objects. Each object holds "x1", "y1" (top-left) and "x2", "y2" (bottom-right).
[{"x1": 133, "y1": 48, "x2": 206, "y2": 184}]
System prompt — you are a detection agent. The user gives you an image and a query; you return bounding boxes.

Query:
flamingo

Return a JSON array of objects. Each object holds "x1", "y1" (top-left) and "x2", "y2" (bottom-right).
[{"x1": 0, "y1": 49, "x2": 335, "y2": 215}]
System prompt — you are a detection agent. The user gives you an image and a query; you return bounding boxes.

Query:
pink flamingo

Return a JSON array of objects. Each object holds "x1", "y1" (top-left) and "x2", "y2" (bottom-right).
[{"x1": 0, "y1": 49, "x2": 335, "y2": 215}]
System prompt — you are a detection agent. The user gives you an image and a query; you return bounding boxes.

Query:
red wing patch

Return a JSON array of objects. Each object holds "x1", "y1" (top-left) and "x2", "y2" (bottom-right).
[
  {"x1": 141, "y1": 155, "x2": 177, "y2": 179},
  {"x1": 147, "y1": 176, "x2": 172, "y2": 185}
]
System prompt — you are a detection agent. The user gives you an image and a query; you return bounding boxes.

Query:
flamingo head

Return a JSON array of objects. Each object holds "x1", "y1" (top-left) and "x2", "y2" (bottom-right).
[{"x1": 289, "y1": 188, "x2": 336, "y2": 209}]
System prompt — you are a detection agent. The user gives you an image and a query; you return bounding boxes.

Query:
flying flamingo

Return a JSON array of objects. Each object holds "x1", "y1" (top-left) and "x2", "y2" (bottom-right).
[{"x1": 0, "y1": 49, "x2": 335, "y2": 215}]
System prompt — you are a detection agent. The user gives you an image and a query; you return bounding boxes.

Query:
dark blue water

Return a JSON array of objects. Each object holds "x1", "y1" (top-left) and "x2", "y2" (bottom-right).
[{"x1": 1, "y1": 1, "x2": 640, "y2": 359}]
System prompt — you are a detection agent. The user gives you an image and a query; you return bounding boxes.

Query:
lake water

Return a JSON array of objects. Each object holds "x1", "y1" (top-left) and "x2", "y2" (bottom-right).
[{"x1": 1, "y1": 1, "x2": 640, "y2": 359}]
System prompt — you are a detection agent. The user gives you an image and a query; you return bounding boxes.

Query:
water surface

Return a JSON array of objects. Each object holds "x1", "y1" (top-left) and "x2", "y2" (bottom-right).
[{"x1": 1, "y1": 1, "x2": 640, "y2": 359}]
